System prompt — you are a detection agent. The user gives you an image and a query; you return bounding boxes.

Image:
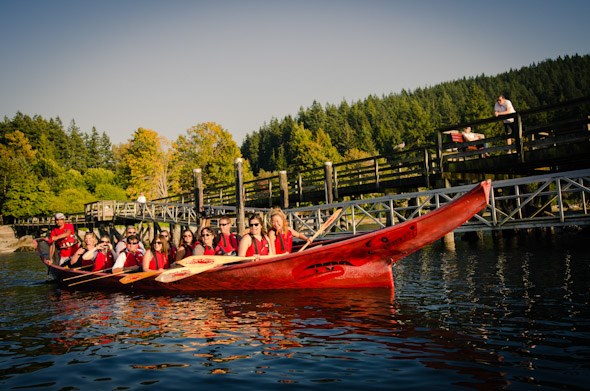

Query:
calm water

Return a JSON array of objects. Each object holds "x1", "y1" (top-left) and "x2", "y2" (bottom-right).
[{"x1": 1, "y1": 230, "x2": 589, "y2": 390}]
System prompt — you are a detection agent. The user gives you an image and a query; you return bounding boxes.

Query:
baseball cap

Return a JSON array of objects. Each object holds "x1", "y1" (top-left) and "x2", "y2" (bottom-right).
[{"x1": 55, "y1": 213, "x2": 66, "y2": 220}]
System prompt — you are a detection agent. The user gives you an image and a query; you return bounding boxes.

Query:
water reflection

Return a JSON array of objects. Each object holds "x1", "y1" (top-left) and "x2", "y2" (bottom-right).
[{"x1": 2, "y1": 231, "x2": 589, "y2": 390}]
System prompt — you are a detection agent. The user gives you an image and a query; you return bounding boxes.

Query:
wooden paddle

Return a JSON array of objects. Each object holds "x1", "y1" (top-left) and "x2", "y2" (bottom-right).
[
  {"x1": 176, "y1": 255, "x2": 256, "y2": 268},
  {"x1": 298, "y1": 208, "x2": 343, "y2": 252},
  {"x1": 68, "y1": 271, "x2": 125, "y2": 287},
  {"x1": 73, "y1": 264, "x2": 94, "y2": 270},
  {"x1": 155, "y1": 265, "x2": 217, "y2": 283},
  {"x1": 159, "y1": 253, "x2": 289, "y2": 283},
  {"x1": 119, "y1": 270, "x2": 162, "y2": 284},
  {"x1": 62, "y1": 267, "x2": 113, "y2": 281}
]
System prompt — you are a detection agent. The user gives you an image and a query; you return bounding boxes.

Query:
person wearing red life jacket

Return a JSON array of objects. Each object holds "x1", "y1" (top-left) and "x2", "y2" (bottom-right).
[
  {"x1": 70, "y1": 232, "x2": 99, "y2": 269},
  {"x1": 112, "y1": 235, "x2": 144, "y2": 274},
  {"x1": 143, "y1": 235, "x2": 171, "y2": 271},
  {"x1": 193, "y1": 227, "x2": 223, "y2": 255},
  {"x1": 160, "y1": 230, "x2": 177, "y2": 262},
  {"x1": 267, "y1": 207, "x2": 310, "y2": 255},
  {"x1": 238, "y1": 213, "x2": 275, "y2": 258},
  {"x1": 115, "y1": 225, "x2": 145, "y2": 255},
  {"x1": 93, "y1": 235, "x2": 116, "y2": 271},
  {"x1": 217, "y1": 215, "x2": 240, "y2": 255},
  {"x1": 176, "y1": 229, "x2": 197, "y2": 261},
  {"x1": 48, "y1": 213, "x2": 79, "y2": 266}
]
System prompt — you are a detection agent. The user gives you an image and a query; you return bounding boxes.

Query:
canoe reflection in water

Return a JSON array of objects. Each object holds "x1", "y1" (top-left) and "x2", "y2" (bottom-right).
[{"x1": 40, "y1": 287, "x2": 507, "y2": 388}]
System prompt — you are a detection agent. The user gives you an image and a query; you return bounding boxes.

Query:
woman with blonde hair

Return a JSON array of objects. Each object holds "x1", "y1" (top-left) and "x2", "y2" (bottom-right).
[
  {"x1": 70, "y1": 231, "x2": 99, "y2": 269},
  {"x1": 268, "y1": 207, "x2": 310, "y2": 254}
]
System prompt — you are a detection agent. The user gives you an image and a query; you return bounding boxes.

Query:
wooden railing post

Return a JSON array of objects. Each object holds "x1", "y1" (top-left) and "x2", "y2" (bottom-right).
[
  {"x1": 423, "y1": 148, "x2": 430, "y2": 188},
  {"x1": 235, "y1": 158, "x2": 246, "y2": 235},
  {"x1": 515, "y1": 113, "x2": 525, "y2": 163},
  {"x1": 279, "y1": 170, "x2": 289, "y2": 209},
  {"x1": 192, "y1": 168, "x2": 203, "y2": 214},
  {"x1": 436, "y1": 131, "x2": 444, "y2": 174},
  {"x1": 267, "y1": 178, "x2": 273, "y2": 208},
  {"x1": 298, "y1": 173, "x2": 303, "y2": 203},
  {"x1": 333, "y1": 166, "x2": 339, "y2": 200},
  {"x1": 324, "y1": 161, "x2": 333, "y2": 204},
  {"x1": 374, "y1": 157, "x2": 380, "y2": 190}
]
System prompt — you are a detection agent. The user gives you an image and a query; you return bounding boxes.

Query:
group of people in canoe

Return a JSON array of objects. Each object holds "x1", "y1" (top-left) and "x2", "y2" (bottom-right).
[{"x1": 36, "y1": 208, "x2": 311, "y2": 275}]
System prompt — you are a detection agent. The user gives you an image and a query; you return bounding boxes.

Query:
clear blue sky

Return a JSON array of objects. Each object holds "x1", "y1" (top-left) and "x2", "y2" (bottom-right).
[{"x1": 1, "y1": 0, "x2": 589, "y2": 145}]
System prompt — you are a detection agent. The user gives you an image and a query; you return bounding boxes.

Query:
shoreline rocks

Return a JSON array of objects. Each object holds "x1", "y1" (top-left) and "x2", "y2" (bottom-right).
[{"x1": 0, "y1": 225, "x2": 36, "y2": 253}]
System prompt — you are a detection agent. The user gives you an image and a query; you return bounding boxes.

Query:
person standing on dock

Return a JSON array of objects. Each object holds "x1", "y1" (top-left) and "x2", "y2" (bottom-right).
[
  {"x1": 137, "y1": 193, "x2": 147, "y2": 215},
  {"x1": 494, "y1": 95, "x2": 516, "y2": 146}
]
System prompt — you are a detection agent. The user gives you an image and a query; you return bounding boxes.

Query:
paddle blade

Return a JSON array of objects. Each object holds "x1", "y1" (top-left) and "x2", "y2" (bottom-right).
[
  {"x1": 177, "y1": 255, "x2": 254, "y2": 268},
  {"x1": 155, "y1": 264, "x2": 217, "y2": 283},
  {"x1": 119, "y1": 271, "x2": 161, "y2": 284},
  {"x1": 299, "y1": 208, "x2": 343, "y2": 252}
]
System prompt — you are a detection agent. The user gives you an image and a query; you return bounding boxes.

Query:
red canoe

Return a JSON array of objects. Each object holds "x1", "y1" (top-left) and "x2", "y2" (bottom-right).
[{"x1": 43, "y1": 180, "x2": 491, "y2": 292}]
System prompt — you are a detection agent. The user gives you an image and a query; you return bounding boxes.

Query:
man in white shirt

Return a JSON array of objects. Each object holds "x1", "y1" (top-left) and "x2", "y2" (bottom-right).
[
  {"x1": 115, "y1": 225, "x2": 145, "y2": 255},
  {"x1": 494, "y1": 95, "x2": 516, "y2": 145}
]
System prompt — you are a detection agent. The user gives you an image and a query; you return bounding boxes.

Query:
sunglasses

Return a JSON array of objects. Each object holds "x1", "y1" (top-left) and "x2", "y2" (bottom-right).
[
  {"x1": 203, "y1": 233, "x2": 213, "y2": 237},
  {"x1": 183, "y1": 234, "x2": 193, "y2": 238},
  {"x1": 100, "y1": 240, "x2": 110, "y2": 244},
  {"x1": 249, "y1": 223, "x2": 260, "y2": 227},
  {"x1": 128, "y1": 241, "x2": 139, "y2": 245}
]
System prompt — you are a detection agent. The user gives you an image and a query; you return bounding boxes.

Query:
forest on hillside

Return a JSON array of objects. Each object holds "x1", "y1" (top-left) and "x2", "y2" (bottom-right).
[
  {"x1": 242, "y1": 54, "x2": 590, "y2": 175},
  {"x1": 1, "y1": 54, "x2": 588, "y2": 219}
]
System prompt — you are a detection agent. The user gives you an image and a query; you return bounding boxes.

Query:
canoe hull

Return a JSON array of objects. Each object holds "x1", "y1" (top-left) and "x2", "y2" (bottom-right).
[{"x1": 45, "y1": 180, "x2": 491, "y2": 292}]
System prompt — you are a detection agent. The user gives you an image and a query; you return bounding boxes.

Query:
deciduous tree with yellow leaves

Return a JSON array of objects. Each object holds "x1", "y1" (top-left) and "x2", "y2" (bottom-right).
[{"x1": 170, "y1": 122, "x2": 252, "y2": 193}]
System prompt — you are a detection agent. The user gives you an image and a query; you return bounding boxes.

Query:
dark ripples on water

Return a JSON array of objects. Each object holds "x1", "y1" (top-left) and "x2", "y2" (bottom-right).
[{"x1": 1, "y1": 230, "x2": 589, "y2": 390}]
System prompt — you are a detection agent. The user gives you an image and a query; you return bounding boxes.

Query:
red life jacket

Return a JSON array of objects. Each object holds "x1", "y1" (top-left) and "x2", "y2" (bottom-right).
[
  {"x1": 273, "y1": 230, "x2": 293, "y2": 254},
  {"x1": 94, "y1": 251, "x2": 115, "y2": 271},
  {"x1": 180, "y1": 243, "x2": 195, "y2": 259},
  {"x1": 51, "y1": 223, "x2": 79, "y2": 257},
  {"x1": 219, "y1": 233, "x2": 239, "y2": 254},
  {"x1": 202, "y1": 245, "x2": 224, "y2": 255},
  {"x1": 123, "y1": 250, "x2": 143, "y2": 268},
  {"x1": 245, "y1": 235, "x2": 270, "y2": 256},
  {"x1": 168, "y1": 245, "x2": 177, "y2": 262},
  {"x1": 148, "y1": 251, "x2": 170, "y2": 270}
]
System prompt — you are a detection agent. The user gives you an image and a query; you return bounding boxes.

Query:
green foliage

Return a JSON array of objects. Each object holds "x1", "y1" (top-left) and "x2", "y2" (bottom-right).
[
  {"x1": 0, "y1": 115, "x2": 125, "y2": 218},
  {"x1": 94, "y1": 183, "x2": 128, "y2": 200},
  {"x1": 50, "y1": 188, "x2": 95, "y2": 215},
  {"x1": 3, "y1": 178, "x2": 53, "y2": 218},
  {"x1": 121, "y1": 128, "x2": 171, "y2": 200},
  {"x1": 84, "y1": 168, "x2": 116, "y2": 193},
  {"x1": 171, "y1": 122, "x2": 248, "y2": 191}
]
